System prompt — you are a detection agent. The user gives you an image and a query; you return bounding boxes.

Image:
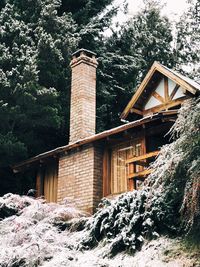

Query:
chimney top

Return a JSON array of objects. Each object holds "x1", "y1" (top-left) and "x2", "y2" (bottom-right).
[
  {"x1": 72, "y1": 48, "x2": 97, "y2": 58},
  {"x1": 70, "y1": 48, "x2": 98, "y2": 69}
]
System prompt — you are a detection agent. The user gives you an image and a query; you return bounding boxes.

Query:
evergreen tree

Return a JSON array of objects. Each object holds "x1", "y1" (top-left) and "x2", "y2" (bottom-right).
[
  {"x1": 60, "y1": 0, "x2": 114, "y2": 26},
  {"x1": 0, "y1": 0, "x2": 118, "y2": 194},
  {"x1": 95, "y1": 0, "x2": 175, "y2": 131},
  {"x1": 175, "y1": 0, "x2": 200, "y2": 80},
  {"x1": 0, "y1": 0, "x2": 79, "y2": 169}
]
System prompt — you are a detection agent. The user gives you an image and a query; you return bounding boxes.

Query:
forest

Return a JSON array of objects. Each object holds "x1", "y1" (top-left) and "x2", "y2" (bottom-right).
[
  {"x1": 0, "y1": 0, "x2": 200, "y2": 266},
  {"x1": 0, "y1": 0, "x2": 199, "y2": 193}
]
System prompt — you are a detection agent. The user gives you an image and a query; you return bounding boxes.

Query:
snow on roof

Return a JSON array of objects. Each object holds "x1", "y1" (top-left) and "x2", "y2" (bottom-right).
[{"x1": 161, "y1": 64, "x2": 200, "y2": 92}]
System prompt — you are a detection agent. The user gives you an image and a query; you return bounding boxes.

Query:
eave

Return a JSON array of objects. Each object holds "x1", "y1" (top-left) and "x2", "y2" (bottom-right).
[{"x1": 12, "y1": 110, "x2": 178, "y2": 173}]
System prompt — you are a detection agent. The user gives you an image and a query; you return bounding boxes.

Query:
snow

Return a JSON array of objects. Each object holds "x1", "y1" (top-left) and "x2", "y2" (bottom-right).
[
  {"x1": 0, "y1": 192, "x2": 198, "y2": 267},
  {"x1": 0, "y1": 194, "x2": 86, "y2": 267}
]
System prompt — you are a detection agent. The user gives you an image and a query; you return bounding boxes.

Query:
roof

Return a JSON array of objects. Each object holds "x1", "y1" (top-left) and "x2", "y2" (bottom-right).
[
  {"x1": 12, "y1": 110, "x2": 177, "y2": 172},
  {"x1": 121, "y1": 62, "x2": 200, "y2": 119},
  {"x1": 162, "y1": 64, "x2": 200, "y2": 91}
]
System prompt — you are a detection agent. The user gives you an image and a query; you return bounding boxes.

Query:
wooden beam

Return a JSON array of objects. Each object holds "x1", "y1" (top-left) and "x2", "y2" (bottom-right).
[
  {"x1": 36, "y1": 168, "x2": 43, "y2": 198},
  {"x1": 120, "y1": 61, "x2": 197, "y2": 119},
  {"x1": 164, "y1": 77, "x2": 170, "y2": 102},
  {"x1": 143, "y1": 96, "x2": 188, "y2": 115},
  {"x1": 142, "y1": 76, "x2": 163, "y2": 109},
  {"x1": 160, "y1": 110, "x2": 178, "y2": 115},
  {"x1": 162, "y1": 118, "x2": 177, "y2": 123},
  {"x1": 156, "y1": 63, "x2": 197, "y2": 95},
  {"x1": 103, "y1": 149, "x2": 111, "y2": 197},
  {"x1": 135, "y1": 161, "x2": 149, "y2": 167},
  {"x1": 126, "y1": 150, "x2": 159, "y2": 164},
  {"x1": 128, "y1": 162, "x2": 135, "y2": 191},
  {"x1": 130, "y1": 108, "x2": 143, "y2": 116},
  {"x1": 127, "y1": 168, "x2": 152, "y2": 179},
  {"x1": 152, "y1": 91, "x2": 165, "y2": 104},
  {"x1": 170, "y1": 84, "x2": 180, "y2": 100}
]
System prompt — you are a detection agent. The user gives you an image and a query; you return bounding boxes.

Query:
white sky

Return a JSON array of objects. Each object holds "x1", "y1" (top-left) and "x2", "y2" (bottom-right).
[{"x1": 115, "y1": 0, "x2": 189, "y2": 22}]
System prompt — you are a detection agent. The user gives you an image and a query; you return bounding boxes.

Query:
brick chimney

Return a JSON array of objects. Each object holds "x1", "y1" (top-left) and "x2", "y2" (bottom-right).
[{"x1": 69, "y1": 49, "x2": 98, "y2": 143}]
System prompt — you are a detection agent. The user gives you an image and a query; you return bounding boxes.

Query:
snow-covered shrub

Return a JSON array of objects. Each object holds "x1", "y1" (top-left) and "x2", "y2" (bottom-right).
[
  {"x1": 80, "y1": 96, "x2": 200, "y2": 255},
  {"x1": 80, "y1": 189, "x2": 166, "y2": 256},
  {"x1": 150, "y1": 97, "x2": 200, "y2": 236},
  {"x1": 0, "y1": 193, "x2": 35, "y2": 219},
  {"x1": 0, "y1": 194, "x2": 86, "y2": 267}
]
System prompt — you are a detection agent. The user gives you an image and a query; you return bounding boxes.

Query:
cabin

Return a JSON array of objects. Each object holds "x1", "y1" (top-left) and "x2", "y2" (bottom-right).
[{"x1": 13, "y1": 49, "x2": 200, "y2": 213}]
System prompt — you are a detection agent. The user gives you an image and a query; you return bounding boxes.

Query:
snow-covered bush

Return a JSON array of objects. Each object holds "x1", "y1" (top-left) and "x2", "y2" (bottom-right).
[
  {"x1": 150, "y1": 97, "x2": 200, "y2": 236},
  {"x1": 0, "y1": 194, "x2": 86, "y2": 267},
  {"x1": 80, "y1": 96, "x2": 200, "y2": 256},
  {"x1": 80, "y1": 190, "x2": 160, "y2": 256}
]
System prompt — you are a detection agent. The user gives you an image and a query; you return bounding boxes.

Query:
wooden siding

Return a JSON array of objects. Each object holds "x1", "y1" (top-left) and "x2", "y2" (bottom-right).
[
  {"x1": 44, "y1": 164, "x2": 58, "y2": 203},
  {"x1": 36, "y1": 162, "x2": 58, "y2": 202},
  {"x1": 109, "y1": 138, "x2": 145, "y2": 195}
]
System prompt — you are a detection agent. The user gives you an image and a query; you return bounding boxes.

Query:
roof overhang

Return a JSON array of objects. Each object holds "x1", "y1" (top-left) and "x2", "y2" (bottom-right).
[{"x1": 12, "y1": 110, "x2": 178, "y2": 173}]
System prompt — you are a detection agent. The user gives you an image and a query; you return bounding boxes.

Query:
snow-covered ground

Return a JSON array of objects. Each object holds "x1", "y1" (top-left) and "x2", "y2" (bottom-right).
[
  {"x1": 41, "y1": 236, "x2": 196, "y2": 267},
  {"x1": 0, "y1": 194, "x2": 198, "y2": 267}
]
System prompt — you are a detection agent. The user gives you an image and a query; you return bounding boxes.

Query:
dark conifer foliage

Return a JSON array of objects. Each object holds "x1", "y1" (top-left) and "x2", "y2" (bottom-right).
[
  {"x1": 60, "y1": 0, "x2": 113, "y2": 25},
  {"x1": 175, "y1": 0, "x2": 200, "y2": 80},
  {"x1": 95, "y1": 1, "x2": 175, "y2": 131},
  {"x1": 0, "y1": 0, "x2": 199, "y2": 195}
]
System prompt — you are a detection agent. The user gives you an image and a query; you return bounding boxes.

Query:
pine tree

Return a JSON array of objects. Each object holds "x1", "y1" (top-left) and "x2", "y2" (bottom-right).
[
  {"x1": 60, "y1": 0, "x2": 114, "y2": 26},
  {"x1": 175, "y1": 0, "x2": 200, "y2": 80},
  {"x1": 0, "y1": 0, "x2": 119, "y2": 194},
  {"x1": 95, "y1": 0, "x2": 175, "y2": 131},
  {"x1": 0, "y1": 0, "x2": 79, "y2": 170}
]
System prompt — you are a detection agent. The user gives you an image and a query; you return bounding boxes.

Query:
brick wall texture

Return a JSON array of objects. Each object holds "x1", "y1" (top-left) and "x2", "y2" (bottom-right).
[
  {"x1": 57, "y1": 144, "x2": 103, "y2": 213},
  {"x1": 69, "y1": 54, "x2": 97, "y2": 143},
  {"x1": 56, "y1": 51, "x2": 103, "y2": 213}
]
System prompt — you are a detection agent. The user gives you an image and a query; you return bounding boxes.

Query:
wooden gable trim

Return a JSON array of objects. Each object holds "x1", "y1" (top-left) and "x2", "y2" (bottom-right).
[
  {"x1": 143, "y1": 96, "x2": 188, "y2": 115},
  {"x1": 164, "y1": 77, "x2": 170, "y2": 102},
  {"x1": 170, "y1": 84, "x2": 180, "y2": 100},
  {"x1": 120, "y1": 62, "x2": 197, "y2": 119},
  {"x1": 120, "y1": 62, "x2": 158, "y2": 119},
  {"x1": 156, "y1": 64, "x2": 197, "y2": 95},
  {"x1": 130, "y1": 108, "x2": 143, "y2": 116},
  {"x1": 152, "y1": 91, "x2": 165, "y2": 104}
]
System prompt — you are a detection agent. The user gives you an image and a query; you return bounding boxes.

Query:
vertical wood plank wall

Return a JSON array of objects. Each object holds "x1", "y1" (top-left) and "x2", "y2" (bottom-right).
[
  {"x1": 36, "y1": 162, "x2": 58, "y2": 202},
  {"x1": 36, "y1": 168, "x2": 43, "y2": 198},
  {"x1": 103, "y1": 149, "x2": 111, "y2": 197},
  {"x1": 44, "y1": 164, "x2": 58, "y2": 203},
  {"x1": 103, "y1": 136, "x2": 146, "y2": 196}
]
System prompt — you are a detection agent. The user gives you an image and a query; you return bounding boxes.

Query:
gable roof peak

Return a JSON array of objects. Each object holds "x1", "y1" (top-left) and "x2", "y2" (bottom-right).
[{"x1": 120, "y1": 62, "x2": 200, "y2": 119}]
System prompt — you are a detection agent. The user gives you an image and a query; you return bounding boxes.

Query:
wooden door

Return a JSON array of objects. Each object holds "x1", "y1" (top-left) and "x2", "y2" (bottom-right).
[{"x1": 110, "y1": 138, "x2": 145, "y2": 195}]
